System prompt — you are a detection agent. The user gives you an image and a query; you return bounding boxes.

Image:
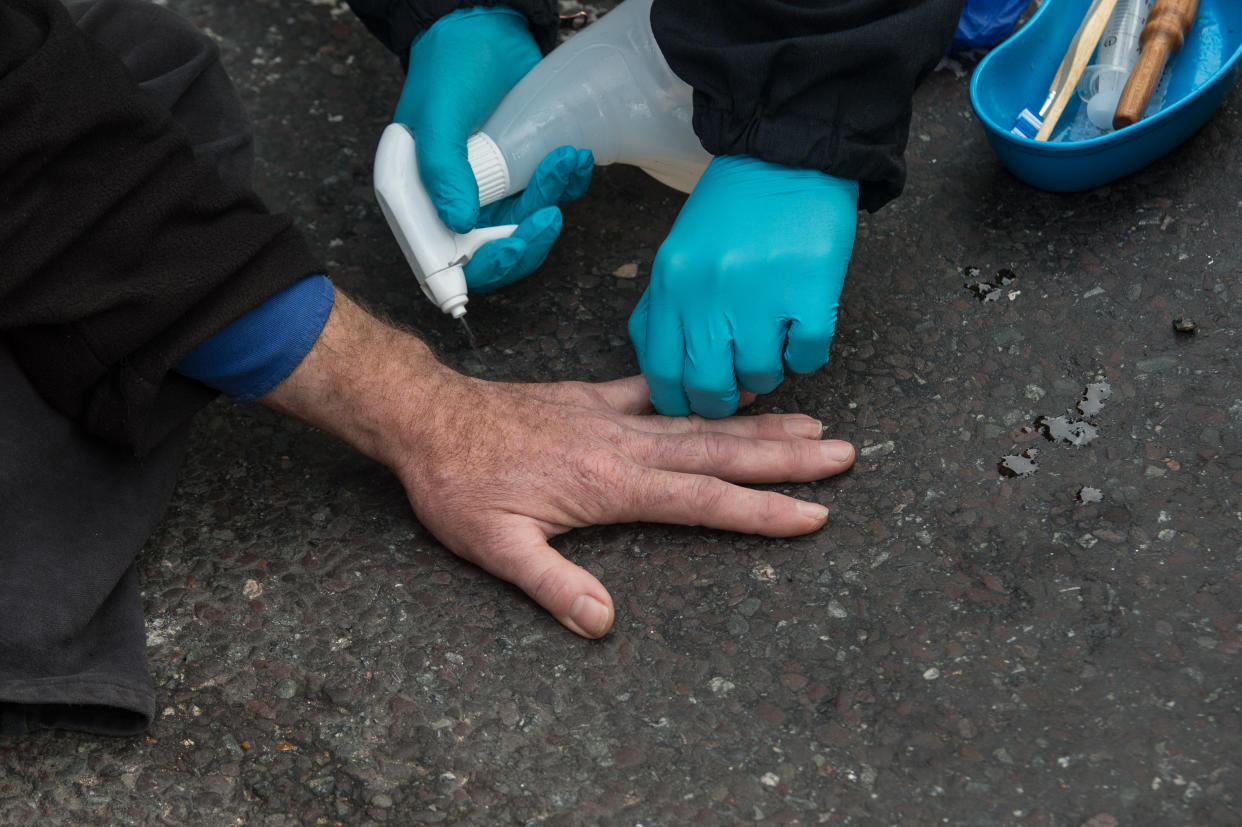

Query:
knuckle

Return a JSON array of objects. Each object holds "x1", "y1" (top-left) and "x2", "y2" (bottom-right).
[
  {"x1": 716, "y1": 247, "x2": 754, "y2": 278},
  {"x1": 686, "y1": 474, "x2": 728, "y2": 514},
  {"x1": 780, "y1": 437, "x2": 810, "y2": 469},
  {"x1": 753, "y1": 492, "x2": 786, "y2": 527},
  {"x1": 654, "y1": 245, "x2": 694, "y2": 274},
  {"x1": 685, "y1": 377, "x2": 735, "y2": 399},
  {"x1": 594, "y1": 419, "x2": 632, "y2": 452},
  {"x1": 792, "y1": 321, "x2": 832, "y2": 345},
  {"x1": 688, "y1": 389, "x2": 739, "y2": 420},
  {"x1": 526, "y1": 561, "x2": 574, "y2": 608},
  {"x1": 573, "y1": 449, "x2": 634, "y2": 507},
  {"x1": 735, "y1": 354, "x2": 779, "y2": 377},
  {"x1": 739, "y1": 373, "x2": 781, "y2": 395},
  {"x1": 648, "y1": 368, "x2": 684, "y2": 393},
  {"x1": 699, "y1": 432, "x2": 738, "y2": 469}
]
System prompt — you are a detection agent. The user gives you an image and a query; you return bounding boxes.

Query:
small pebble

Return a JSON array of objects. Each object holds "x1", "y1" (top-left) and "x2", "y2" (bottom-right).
[
  {"x1": 964, "y1": 266, "x2": 1018, "y2": 302},
  {"x1": 306, "y1": 776, "x2": 335, "y2": 797},
  {"x1": 999, "y1": 448, "x2": 1039, "y2": 477},
  {"x1": 1078, "y1": 380, "x2": 1111, "y2": 417},
  {"x1": 1077, "y1": 487, "x2": 1103, "y2": 504},
  {"x1": 1039, "y1": 415, "x2": 1098, "y2": 447}
]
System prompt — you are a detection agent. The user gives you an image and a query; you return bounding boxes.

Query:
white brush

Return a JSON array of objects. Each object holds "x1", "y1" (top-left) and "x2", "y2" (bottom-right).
[{"x1": 1011, "y1": 0, "x2": 1120, "y2": 140}]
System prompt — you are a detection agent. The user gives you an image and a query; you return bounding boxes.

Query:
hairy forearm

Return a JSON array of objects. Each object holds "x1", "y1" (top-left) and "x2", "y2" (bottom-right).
[{"x1": 258, "y1": 290, "x2": 449, "y2": 468}]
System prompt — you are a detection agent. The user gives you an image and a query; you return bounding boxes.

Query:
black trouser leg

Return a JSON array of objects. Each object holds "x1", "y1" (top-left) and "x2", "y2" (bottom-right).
[{"x1": 0, "y1": 0, "x2": 255, "y2": 736}]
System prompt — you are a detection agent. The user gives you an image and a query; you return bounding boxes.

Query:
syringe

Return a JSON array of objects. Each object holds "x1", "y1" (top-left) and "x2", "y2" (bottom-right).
[{"x1": 1078, "y1": 0, "x2": 1155, "y2": 129}]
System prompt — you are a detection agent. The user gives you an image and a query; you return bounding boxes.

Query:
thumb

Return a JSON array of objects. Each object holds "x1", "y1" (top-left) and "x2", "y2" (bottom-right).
[{"x1": 462, "y1": 521, "x2": 615, "y2": 638}]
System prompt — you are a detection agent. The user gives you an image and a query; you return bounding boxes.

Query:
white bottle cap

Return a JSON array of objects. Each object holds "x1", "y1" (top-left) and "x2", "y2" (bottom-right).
[{"x1": 467, "y1": 132, "x2": 510, "y2": 207}]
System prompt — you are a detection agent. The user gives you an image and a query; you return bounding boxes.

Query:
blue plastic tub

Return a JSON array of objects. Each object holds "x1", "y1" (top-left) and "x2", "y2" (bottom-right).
[{"x1": 969, "y1": 0, "x2": 1242, "y2": 191}]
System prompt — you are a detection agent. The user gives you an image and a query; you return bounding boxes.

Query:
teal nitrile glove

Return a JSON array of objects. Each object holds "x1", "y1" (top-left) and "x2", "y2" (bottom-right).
[
  {"x1": 463, "y1": 144, "x2": 592, "y2": 293},
  {"x1": 395, "y1": 6, "x2": 592, "y2": 292},
  {"x1": 627, "y1": 154, "x2": 859, "y2": 418}
]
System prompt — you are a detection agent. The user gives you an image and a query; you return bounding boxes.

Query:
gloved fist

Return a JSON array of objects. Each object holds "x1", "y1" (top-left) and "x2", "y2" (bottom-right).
[
  {"x1": 395, "y1": 6, "x2": 592, "y2": 293},
  {"x1": 628, "y1": 154, "x2": 858, "y2": 418}
]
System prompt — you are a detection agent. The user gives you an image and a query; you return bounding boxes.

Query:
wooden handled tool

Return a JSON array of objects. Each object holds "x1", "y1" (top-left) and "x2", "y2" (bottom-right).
[
  {"x1": 1113, "y1": 0, "x2": 1200, "y2": 128},
  {"x1": 1033, "y1": 0, "x2": 1120, "y2": 141}
]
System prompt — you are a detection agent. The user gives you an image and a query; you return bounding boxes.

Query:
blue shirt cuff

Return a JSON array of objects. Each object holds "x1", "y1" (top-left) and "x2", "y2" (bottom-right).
[{"x1": 174, "y1": 275, "x2": 335, "y2": 402}]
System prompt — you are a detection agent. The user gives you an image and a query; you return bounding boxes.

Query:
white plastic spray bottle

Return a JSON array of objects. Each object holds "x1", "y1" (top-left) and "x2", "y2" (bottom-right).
[{"x1": 373, "y1": 0, "x2": 711, "y2": 323}]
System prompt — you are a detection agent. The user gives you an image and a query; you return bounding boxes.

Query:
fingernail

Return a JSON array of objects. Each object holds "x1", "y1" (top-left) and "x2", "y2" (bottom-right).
[
  {"x1": 797, "y1": 502, "x2": 830, "y2": 522},
  {"x1": 822, "y1": 441, "x2": 854, "y2": 462},
  {"x1": 785, "y1": 418, "x2": 823, "y2": 439},
  {"x1": 569, "y1": 594, "x2": 612, "y2": 637}
]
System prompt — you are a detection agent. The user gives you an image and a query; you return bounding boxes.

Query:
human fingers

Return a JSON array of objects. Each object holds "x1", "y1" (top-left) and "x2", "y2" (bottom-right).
[
  {"x1": 480, "y1": 146, "x2": 593, "y2": 226},
  {"x1": 545, "y1": 376, "x2": 824, "y2": 442},
  {"x1": 734, "y1": 319, "x2": 787, "y2": 395},
  {"x1": 635, "y1": 295, "x2": 692, "y2": 416},
  {"x1": 590, "y1": 375, "x2": 657, "y2": 415},
  {"x1": 619, "y1": 468, "x2": 833, "y2": 537},
  {"x1": 627, "y1": 430, "x2": 854, "y2": 484},
  {"x1": 506, "y1": 206, "x2": 562, "y2": 278},
  {"x1": 414, "y1": 123, "x2": 480, "y2": 233},
  {"x1": 455, "y1": 520, "x2": 614, "y2": 638},
  {"x1": 626, "y1": 409, "x2": 825, "y2": 442},
  {"x1": 463, "y1": 237, "x2": 524, "y2": 292},
  {"x1": 682, "y1": 318, "x2": 740, "y2": 419},
  {"x1": 462, "y1": 207, "x2": 562, "y2": 293},
  {"x1": 584, "y1": 377, "x2": 756, "y2": 420},
  {"x1": 561, "y1": 147, "x2": 594, "y2": 201},
  {"x1": 784, "y1": 310, "x2": 838, "y2": 374}
]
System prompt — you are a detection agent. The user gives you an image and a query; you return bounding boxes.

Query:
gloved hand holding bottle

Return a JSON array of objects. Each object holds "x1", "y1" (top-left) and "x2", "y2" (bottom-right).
[
  {"x1": 628, "y1": 154, "x2": 859, "y2": 418},
  {"x1": 394, "y1": 6, "x2": 593, "y2": 293}
]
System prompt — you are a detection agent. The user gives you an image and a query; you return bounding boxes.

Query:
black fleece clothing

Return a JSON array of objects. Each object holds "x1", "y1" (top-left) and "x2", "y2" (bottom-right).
[
  {"x1": 0, "y1": 0, "x2": 321, "y2": 455},
  {"x1": 0, "y1": 343, "x2": 188, "y2": 736},
  {"x1": 347, "y1": 0, "x2": 964, "y2": 211},
  {"x1": 0, "y1": 0, "x2": 300, "y2": 735}
]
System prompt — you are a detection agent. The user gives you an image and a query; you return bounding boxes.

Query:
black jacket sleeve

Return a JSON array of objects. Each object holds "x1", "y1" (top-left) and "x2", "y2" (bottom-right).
[
  {"x1": 346, "y1": 0, "x2": 561, "y2": 65},
  {"x1": 651, "y1": 0, "x2": 964, "y2": 211},
  {"x1": 0, "y1": 0, "x2": 321, "y2": 454}
]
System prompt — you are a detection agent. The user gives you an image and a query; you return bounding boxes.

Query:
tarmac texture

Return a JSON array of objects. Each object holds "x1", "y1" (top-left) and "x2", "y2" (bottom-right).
[{"x1": 1, "y1": 0, "x2": 1239, "y2": 824}]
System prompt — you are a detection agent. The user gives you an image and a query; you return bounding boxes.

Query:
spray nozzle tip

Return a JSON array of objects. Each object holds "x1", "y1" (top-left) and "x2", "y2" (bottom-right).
[
  {"x1": 459, "y1": 316, "x2": 477, "y2": 348},
  {"x1": 459, "y1": 316, "x2": 488, "y2": 369}
]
